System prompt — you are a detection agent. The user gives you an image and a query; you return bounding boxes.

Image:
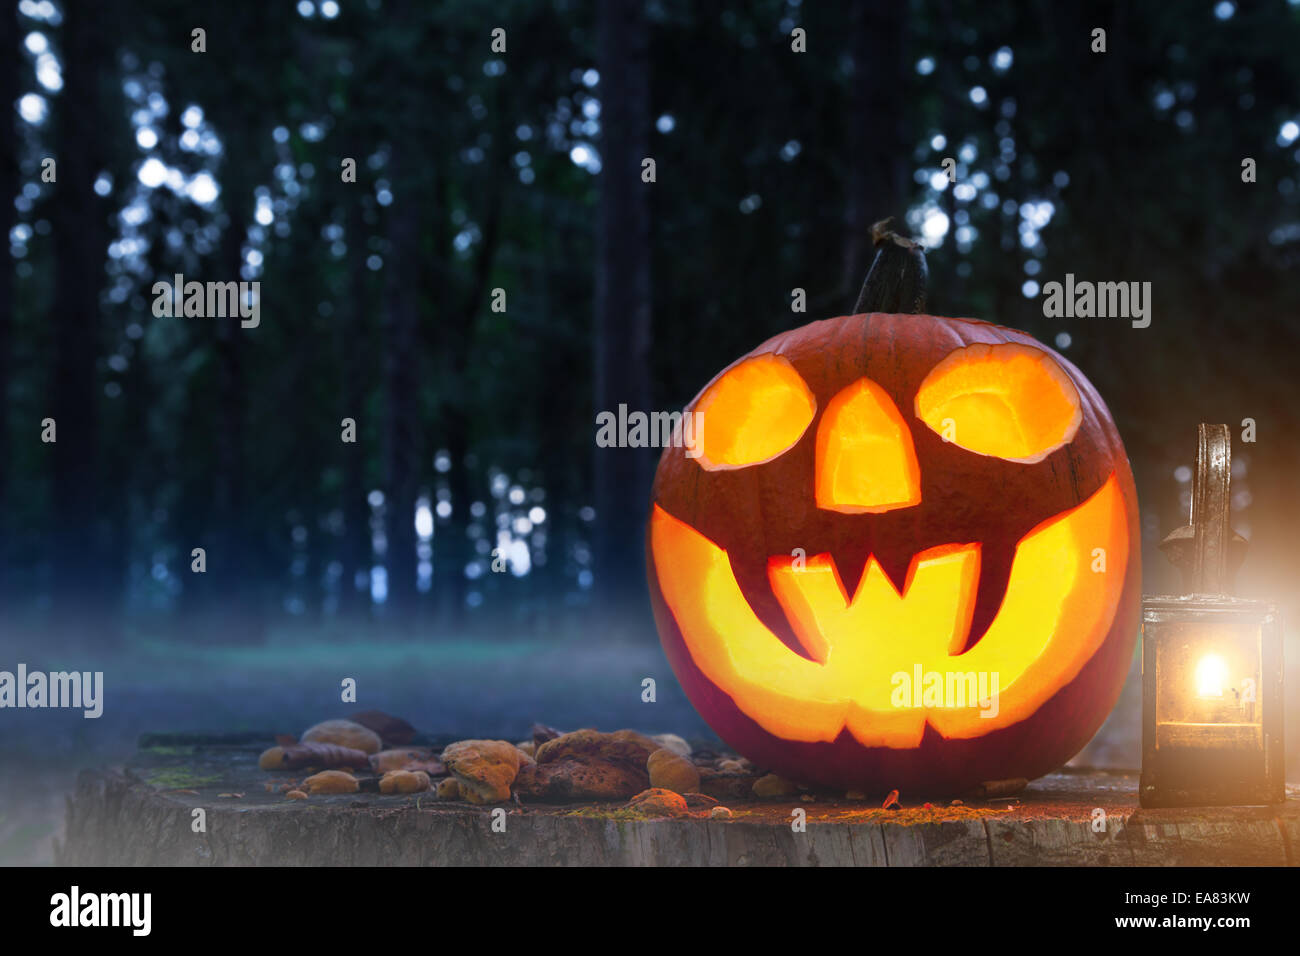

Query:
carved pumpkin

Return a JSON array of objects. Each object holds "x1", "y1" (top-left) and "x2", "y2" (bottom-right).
[{"x1": 646, "y1": 309, "x2": 1140, "y2": 793}]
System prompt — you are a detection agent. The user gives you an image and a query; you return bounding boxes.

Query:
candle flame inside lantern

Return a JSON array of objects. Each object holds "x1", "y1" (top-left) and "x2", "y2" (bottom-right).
[{"x1": 1194, "y1": 653, "x2": 1228, "y2": 699}]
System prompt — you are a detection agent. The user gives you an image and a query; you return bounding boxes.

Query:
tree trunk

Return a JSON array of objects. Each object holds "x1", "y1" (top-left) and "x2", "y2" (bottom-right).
[
  {"x1": 206, "y1": 213, "x2": 263, "y2": 643},
  {"x1": 382, "y1": 151, "x2": 421, "y2": 630},
  {"x1": 48, "y1": 0, "x2": 112, "y2": 644},
  {"x1": 0, "y1": 3, "x2": 18, "y2": 600},
  {"x1": 339, "y1": 200, "x2": 372, "y2": 621},
  {"x1": 438, "y1": 405, "x2": 471, "y2": 633},
  {"x1": 842, "y1": 1, "x2": 909, "y2": 304},
  {"x1": 933, "y1": 0, "x2": 965, "y2": 311},
  {"x1": 426, "y1": 167, "x2": 467, "y2": 634},
  {"x1": 592, "y1": 0, "x2": 654, "y2": 637}
]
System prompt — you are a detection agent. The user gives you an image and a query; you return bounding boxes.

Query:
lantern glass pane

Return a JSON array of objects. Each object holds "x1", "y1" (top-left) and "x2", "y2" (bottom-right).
[{"x1": 1154, "y1": 621, "x2": 1262, "y2": 750}]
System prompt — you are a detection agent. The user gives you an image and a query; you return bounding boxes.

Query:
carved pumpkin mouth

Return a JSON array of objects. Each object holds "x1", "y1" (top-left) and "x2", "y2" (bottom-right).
[{"x1": 649, "y1": 471, "x2": 1129, "y2": 749}]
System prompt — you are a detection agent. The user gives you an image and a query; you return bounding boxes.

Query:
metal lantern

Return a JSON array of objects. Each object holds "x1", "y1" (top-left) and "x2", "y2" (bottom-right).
[{"x1": 1139, "y1": 424, "x2": 1284, "y2": 808}]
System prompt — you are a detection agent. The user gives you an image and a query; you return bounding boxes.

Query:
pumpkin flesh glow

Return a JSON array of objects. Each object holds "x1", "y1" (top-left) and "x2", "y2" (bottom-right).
[
  {"x1": 814, "y1": 377, "x2": 921, "y2": 513},
  {"x1": 647, "y1": 312, "x2": 1141, "y2": 793},
  {"x1": 651, "y1": 471, "x2": 1126, "y2": 746}
]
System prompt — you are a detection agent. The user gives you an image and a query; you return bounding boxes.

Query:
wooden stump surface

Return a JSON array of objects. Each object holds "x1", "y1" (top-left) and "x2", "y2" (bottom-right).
[{"x1": 55, "y1": 735, "x2": 1300, "y2": 866}]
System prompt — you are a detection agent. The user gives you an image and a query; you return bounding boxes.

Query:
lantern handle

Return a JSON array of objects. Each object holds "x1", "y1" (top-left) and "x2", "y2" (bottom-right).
[
  {"x1": 1191, "y1": 424, "x2": 1232, "y2": 593},
  {"x1": 1159, "y1": 423, "x2": 1248, "y2": 594}
]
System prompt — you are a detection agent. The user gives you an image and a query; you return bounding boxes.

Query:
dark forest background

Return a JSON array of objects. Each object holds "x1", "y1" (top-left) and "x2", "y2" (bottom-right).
[
  {"x1": 3, "y1": 0, "x2": 1300, "y2": 865},
  {"x1": 2, "y1": 2, "x2": 1300, "y2": 698}
]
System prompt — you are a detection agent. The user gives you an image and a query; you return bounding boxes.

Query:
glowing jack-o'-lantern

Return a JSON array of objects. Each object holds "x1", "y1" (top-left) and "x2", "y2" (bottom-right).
[{"x1": 647, "y1": 311, "x2": 1140, "y2": 793}]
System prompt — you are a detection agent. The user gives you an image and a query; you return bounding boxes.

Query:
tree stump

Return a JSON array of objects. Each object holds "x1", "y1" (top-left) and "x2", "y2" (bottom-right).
[{"x1": 55, "y1": 735, "x2": 1300, "y2": 866}]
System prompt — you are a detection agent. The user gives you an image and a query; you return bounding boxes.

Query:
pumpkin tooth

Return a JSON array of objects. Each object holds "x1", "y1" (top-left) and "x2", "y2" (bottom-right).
[
  {"x1": 958, "y1": 537, "x2": 1019, "y2": 655},
  {"x1": 769, "y1": 543, "x2": 980, "y2": 667}
]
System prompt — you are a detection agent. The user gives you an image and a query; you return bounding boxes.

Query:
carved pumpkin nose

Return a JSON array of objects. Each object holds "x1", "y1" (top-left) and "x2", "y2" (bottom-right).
[{"x1": 814, "y1": 377, "x2": 921, "y2": 513}]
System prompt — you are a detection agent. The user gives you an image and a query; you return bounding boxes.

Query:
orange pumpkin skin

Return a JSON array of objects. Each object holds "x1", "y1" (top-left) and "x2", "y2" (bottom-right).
[{"x1": 646, "y1": 312, "x2": 1141, "y2": 794}]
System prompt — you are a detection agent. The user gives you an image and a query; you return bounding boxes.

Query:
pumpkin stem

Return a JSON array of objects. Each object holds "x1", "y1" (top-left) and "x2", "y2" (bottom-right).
[{"x1": 852, "y1": 218, "x2": 928, "y2": 315}]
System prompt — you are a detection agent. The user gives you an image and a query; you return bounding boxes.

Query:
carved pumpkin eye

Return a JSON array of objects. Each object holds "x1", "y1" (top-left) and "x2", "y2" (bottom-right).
[
  {"x1": 915, "y1": 342, "x2": 1082, "y2": 463},
  {"x1": 694, "y1": 354, "x2": 816, "y2": 471}
]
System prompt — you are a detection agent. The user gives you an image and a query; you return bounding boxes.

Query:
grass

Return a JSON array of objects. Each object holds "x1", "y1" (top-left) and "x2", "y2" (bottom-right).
[{"x1": 141, "y1": 768, "x2": 223, "y2": 789}]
